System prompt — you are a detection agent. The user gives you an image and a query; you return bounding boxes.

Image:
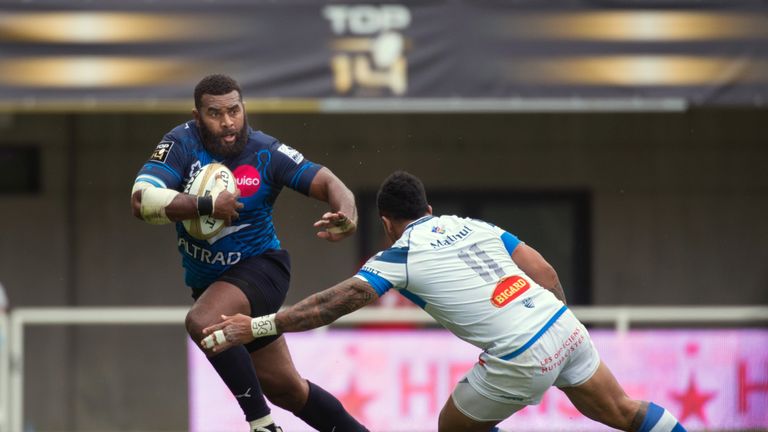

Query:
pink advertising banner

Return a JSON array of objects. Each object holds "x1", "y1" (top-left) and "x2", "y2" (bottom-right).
[{"x1": 188, "y1": 329, "x2": 768, "y2": 432}]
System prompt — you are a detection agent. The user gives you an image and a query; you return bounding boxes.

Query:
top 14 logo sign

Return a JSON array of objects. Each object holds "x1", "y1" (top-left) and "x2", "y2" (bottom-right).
[{"x1": 323, "y1": 4, "x2": 411, "y2": 95}]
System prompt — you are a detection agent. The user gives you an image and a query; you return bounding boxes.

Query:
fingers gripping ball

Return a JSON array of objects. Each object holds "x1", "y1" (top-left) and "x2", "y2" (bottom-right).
[{"x1": 183, "y1": 163, "x2": 237, "y2": 240}]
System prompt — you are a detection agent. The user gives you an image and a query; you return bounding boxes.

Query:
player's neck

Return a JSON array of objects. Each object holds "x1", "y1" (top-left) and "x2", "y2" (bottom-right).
[
  {"x1": 384, "y1": 211, "x2": 431, "y2": 242},
  {"x1": 395, "y1": 214, "x2": 429, "y2": 237}
]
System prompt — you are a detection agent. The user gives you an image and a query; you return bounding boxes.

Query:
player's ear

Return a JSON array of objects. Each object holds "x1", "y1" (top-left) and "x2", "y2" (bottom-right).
[
  {"x1": 426, "y1": 205, "x2": 433, "y2": 215},
  {"x1": 192, "y1": 109, "x2": 200, "y2": 122},
  {"x1": 380, "y1": 216, "x2": 395, "y2": 241},
  {"x1": 380, "y1": 215, "x2": 391, "y2": 231}
]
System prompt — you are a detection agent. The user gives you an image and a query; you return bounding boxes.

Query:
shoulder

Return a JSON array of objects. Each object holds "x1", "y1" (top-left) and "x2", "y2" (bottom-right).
[
  {"x1": 270, "y1": 142, "x2": 310, "y2": 167},
  {"x1": 249, "y1": 129, "x2": 279, "y2": 147},
  {"x1": 168, "y1": 121, "x2": 197, "y2": 139},
  {"x1": 447, "y1": 215, "x2": 499, "y2": 233},
  {"x1": 163, "y1": 121, "x2": 201, "y2": 148},
  {"x1": 469, "y1": 216, "x2": 498, "y2": 230},
  {"x1": 412, "y1": 214, "x2": 482, "y2": 235},
  {"x1": 248, "y1": 130, "x2": 306, "y2": 162}
]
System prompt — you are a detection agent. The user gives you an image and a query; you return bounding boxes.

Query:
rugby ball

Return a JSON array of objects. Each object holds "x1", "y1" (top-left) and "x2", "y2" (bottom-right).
[{"x1": 183, "y1": 163, "x2": 237, "y2": 240}]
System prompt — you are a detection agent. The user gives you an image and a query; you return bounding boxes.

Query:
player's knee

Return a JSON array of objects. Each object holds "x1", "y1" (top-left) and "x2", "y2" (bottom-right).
[
  {"x1": 264, "y1": 386, "x2": 305, "y2": 412},
  {"x1": 621, "y1": 398, "x2": 643, "y2": 423},
  {"x1": 184, "y1": 310, "x2": 208, "y2": 341},
  {"x1": 437, "y1": 407, "x2": 450, "y2": 431},
  {"x1": 437, "y1": 402, "x2": 472, "y2": 432},
  {"x1": 609, "y1": 397, "x2": 642, "y2": 431},
  {"x1": 257, "y1": 373, "x2": 305, "y2": 411}
]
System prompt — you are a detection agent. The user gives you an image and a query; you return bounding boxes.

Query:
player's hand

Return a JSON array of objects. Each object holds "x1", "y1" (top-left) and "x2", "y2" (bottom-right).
[
  {"x1": 200, "y1": 313, "x2": 254, "y2": 353},
  {"x1": 212, "y1": 175, "x2": 243, "y2": 226},
  {"x1": 314, "y1": 211, "x2": 356, "y2": 242}
]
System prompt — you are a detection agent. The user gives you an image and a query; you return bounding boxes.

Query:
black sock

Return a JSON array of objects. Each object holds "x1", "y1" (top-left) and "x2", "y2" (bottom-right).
[
  {"x1": 207, "y1": 346, "x2": 270, "y2": 421},
  {"x1": 296, "y1": 381, "x2": 368, "y2": 432}
]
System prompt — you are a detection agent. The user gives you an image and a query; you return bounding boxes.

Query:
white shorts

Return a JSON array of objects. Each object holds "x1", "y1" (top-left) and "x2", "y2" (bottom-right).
[{"x1": 452, "y1": 308, "x2": 600, "y2": 422}]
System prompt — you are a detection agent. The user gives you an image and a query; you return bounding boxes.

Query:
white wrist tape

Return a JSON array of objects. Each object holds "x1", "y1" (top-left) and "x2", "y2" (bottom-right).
[
  {"x1": 251, "y1": 314, "x2": 277, "y2": 338},
  {"x1": 133, "y1": 181, "x2": 179, "y2": 224}
]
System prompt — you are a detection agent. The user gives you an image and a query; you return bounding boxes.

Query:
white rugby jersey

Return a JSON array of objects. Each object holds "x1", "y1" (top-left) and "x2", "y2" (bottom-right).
[{"x1": 355, "y1": 215, "x2": 567, "y2": 360}]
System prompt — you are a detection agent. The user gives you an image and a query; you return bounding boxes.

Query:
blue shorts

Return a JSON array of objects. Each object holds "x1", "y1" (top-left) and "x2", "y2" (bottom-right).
[{"x1": 193, "y1": 249, "x2": 291, "y2": 352}]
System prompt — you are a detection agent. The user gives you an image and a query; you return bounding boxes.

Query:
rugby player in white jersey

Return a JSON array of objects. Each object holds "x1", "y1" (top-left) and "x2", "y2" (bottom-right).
[{"x1": 201, "y1": 170, "x2": 687, "y2": 432}]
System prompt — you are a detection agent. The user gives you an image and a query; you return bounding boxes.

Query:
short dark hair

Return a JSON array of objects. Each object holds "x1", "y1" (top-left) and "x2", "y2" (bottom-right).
[
  {"x1": 377, "y1": 170, "x2": 429, "y2": 221},
  {"x1": 194, "y1": 74, "x2": 242, "y2": 109}
]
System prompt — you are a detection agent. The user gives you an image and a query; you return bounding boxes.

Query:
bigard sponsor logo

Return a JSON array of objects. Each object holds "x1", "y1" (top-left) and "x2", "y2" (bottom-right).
[{"x1": 491, "y1": 275, "x2": 530, "y2": 308}]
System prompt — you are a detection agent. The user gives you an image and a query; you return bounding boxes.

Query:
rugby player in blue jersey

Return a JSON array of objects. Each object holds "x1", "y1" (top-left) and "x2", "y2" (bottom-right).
[
  {"x1": 131, "y1": 74, "x2": 367, "y2": 432},
  {"x1": 201, "y1": 171, "x2": 687, "y2": 432}
]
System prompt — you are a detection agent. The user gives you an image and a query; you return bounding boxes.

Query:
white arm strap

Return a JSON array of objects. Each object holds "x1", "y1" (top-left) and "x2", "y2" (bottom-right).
[
  {"x1": 132, "y1": 181, "x2": 179, "y2": 225},
  {"x1": 251, "y1": 314, "x2": 278, "y2": 338}
]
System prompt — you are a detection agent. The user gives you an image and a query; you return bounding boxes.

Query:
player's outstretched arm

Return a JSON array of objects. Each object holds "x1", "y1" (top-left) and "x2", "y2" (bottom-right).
[
  {"x1": 309, "y1": 167, "x2": 358, "y2": 241},
  {"x1": 277, "y1": 277, "x2": 378, "y2": 331},
  {"x1": 511, "y1": 243, "x2": 567, "y2": 304},
  {"x1": 201, "y1": 277, "x2": 379, "y2": 352}
]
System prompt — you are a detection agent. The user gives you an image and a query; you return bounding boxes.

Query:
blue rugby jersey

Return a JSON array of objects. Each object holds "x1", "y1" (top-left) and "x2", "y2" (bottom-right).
[{"x1": 134, "y1": 121, "x2": 322, "y2": 290}]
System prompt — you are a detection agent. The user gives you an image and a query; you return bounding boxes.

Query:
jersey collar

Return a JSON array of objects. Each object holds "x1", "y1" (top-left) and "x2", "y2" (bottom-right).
[{"x1": 406, "y1": 215, "x2": 435, "y2": 229}]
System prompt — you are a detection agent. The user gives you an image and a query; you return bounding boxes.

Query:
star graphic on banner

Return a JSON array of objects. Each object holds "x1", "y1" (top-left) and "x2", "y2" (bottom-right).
[
  {"x1": 337, "y1": 379, "x2": 375, "y2": 423},
  {"x1": 669, "y1": 374, "x2": 717, "y2": 423}
]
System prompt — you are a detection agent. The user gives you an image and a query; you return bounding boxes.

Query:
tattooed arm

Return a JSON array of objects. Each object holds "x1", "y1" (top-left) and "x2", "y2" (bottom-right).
[
  {"x1": 200, "y1": 277, "x2": 379, "y2": 352},
  {"x1": 275, "y1": 277, "x2": 379, "y2": 332}
]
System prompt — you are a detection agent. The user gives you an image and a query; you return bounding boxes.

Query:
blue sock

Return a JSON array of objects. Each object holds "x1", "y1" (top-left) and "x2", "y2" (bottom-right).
[
  {"x1": 207, "y1": 346, "x2": 270, "y2": 421},
  {"x1": 296, "y1": 381, "x2": 368, "y2": 432},
  {"x1": 638, "y1": 402, "x2": 687, "y2": 432}
]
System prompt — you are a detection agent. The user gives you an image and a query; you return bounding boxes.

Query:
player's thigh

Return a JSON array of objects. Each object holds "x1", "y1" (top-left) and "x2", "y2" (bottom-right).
[
  {"x1": 440, "y1": 380, "x2": 518, "y2": 432},
  {"x1": 220, "y1": 250, "x2": 292, "y2": 352},
  {"x1": 249, "y1": 335, "x2": 309, "y2": 408},
  {"x1": 439, "y1": 397, "x2": 500, "y2": 432},
  {"x1": 560, "y1": 361, "x2": 639, "y2": 429},
  {"x1": 186, "y1": 281, "x2": 250, "y2": 338},
  {"x1": 218, "y1": 250, "x2": 291, "y2": 318}
]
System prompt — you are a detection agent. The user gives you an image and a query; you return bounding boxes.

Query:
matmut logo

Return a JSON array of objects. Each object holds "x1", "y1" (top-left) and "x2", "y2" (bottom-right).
[
  {"x1": 491, "y1": 276, "x2": 530, "y2": 308},
  {"x1": 233, "y1": 165, "x2": 261, "y2": 197}
]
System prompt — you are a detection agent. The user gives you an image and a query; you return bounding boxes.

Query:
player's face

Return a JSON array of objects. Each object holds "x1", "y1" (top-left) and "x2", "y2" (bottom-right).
[{"x1": 195, "y1": 90, "x2": 248, "y2": 159}]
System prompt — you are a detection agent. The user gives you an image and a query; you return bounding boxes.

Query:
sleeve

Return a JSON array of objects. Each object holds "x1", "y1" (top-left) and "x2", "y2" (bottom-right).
[
  {"x1": 482, "y1": 220, "x2": 521, "y2": 255},
  {"x1": 134, "y1": 134, "x2": 190, "y2": 191},
  {"x1": 267, "y1": 141, "x2": 323, "y2": 195},
  {"x1": 353, "y1": 246, "x2": 409, "y2": 296},
  {"x1": 500, "y1": 231, "x2": 521, "y2": 254}
]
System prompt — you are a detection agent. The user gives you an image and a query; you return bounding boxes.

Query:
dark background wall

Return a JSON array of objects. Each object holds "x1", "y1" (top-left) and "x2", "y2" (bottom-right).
[{"x1": 0, "y1": 109, "x2": 766, "y2": 430}]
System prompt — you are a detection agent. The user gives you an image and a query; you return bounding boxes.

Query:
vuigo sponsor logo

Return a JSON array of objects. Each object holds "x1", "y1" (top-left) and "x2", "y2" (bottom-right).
[
  {"x1": 232, "y1": 165, "x2": 261, "y2": 197},
  {"x1": 491, "y1": 275, "x2": 530, "y2": 308}
]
